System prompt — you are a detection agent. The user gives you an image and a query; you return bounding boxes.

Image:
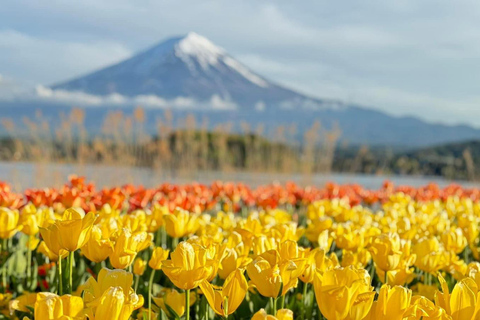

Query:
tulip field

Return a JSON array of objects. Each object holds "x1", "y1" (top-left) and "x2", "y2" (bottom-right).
[{"x1": 2, "y1": 177, "x2": 480, "y2": 319}]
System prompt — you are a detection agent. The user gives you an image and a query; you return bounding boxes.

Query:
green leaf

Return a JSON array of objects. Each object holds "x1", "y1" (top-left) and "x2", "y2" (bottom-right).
[{"x1": 7, "y1": 250, "x2": 27, "y2": 277}]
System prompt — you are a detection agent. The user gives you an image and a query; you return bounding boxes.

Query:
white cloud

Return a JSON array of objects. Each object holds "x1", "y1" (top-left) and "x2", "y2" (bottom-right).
[
  {"x1": 133, "y1": 95, "x2": 168, "y2": 108},
  {"x1": 210, "y1": 95, "x2": 237, "y2": 110},
  {"x1": 29, "y1": 86, "x2": 237, "y2": 111},
  {"x1": 35, "y1": 86, "x2": 105, "y2": 105}
]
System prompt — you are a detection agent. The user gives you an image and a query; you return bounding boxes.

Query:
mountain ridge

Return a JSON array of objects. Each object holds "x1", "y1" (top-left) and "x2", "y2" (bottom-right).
[{"x1": 52, "y1": 32, "x2": 341, "y2": 111}]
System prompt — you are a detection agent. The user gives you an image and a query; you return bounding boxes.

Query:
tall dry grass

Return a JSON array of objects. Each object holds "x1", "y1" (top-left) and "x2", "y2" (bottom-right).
[{"x1": 0, "y1": 107, "x2": 341, "y2": 181}]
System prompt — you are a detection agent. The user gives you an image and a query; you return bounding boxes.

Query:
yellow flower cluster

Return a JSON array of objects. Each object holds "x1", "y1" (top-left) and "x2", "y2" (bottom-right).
[{"x1": 2, "y1": 187, "x2": 480, "y2": 320}]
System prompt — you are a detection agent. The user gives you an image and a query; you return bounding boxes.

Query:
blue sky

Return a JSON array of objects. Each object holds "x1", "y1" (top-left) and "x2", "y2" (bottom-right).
[{"x1": 1, "y1": 0, "x2": 480, "y2": 126}]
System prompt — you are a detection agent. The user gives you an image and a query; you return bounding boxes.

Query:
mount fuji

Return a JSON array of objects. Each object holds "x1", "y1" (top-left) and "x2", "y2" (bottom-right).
[{"x1": 51, "y1": 32, "x2": 340, "y2": 111}]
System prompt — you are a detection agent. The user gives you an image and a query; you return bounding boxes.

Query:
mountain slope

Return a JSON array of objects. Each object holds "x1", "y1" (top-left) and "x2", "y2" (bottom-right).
[{"x1": 52, "y1": 32, "x2": 339, "y2": 111}]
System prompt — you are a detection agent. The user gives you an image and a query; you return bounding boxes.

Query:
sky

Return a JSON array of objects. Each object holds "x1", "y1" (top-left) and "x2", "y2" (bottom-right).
[{"x1": 1, "y1": 0, "x2": 480, "y2": 127}]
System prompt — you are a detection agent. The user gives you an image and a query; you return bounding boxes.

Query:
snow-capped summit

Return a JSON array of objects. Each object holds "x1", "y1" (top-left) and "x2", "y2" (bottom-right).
[
  {"x1": 174, "y1": 32, "x2": 225, "y2": 69},
  {"x1": 51, "y1": 33, "x2": 335, "y2": 110}
]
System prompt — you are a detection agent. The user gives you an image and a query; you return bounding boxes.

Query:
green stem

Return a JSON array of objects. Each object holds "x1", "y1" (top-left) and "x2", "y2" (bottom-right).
[
  {"x1": 205, "y1": 295, "x2": 209, "y2": 320},
  {"x1": 68, "y1": 251, "x2": 74, "y2": 294},
  {"x1": 172, "y1": 237, "x2": 179, "y2": 249},
  {"x1": 162, "y1": 227, "x2": 167, "y2": 249},
  {"x1": 155, "y1": 228, "x2": 162, "y2": 247},
  {"x1": 26, "y1": 246, "x2": 32, "y2": 289},
  {"x1": 465, "y1": 246, "x2": 471, "y2": 264},
  {"x1": 58, "y1": 256, "x2": 63, "y2": 295},
  {"x1": 302, "y1": 283, "x2": 308, "y2": 320},
  {"x1": 186, "y1": 289, "x2": 191, "y2": 320},
  {"x1": 2, "y1": 239, "x2": 7, "y2": 292},
  {"x1": 135, "y1": 274, "x2": 140, "y2": 292},
  {"x1": 306, "y1": 285, "x2": 314, "y2": 320},
  {"x1": 149, "y1": 270, "x2": 156, "y2": 320},
  {"x1": 272, "y1": 296, "x2": 277, "y2": 315},
  {"x1": 385, "y1": 270, "x2": 388, "y2": 285},
  {"x1": 280, "y1": 294, "x2": 285, "y2": 310}
]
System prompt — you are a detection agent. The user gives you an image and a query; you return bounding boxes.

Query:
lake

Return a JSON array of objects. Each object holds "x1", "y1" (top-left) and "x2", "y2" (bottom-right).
[{"x1": 0, "y1": 161, "x2": 478, "y2": 191}]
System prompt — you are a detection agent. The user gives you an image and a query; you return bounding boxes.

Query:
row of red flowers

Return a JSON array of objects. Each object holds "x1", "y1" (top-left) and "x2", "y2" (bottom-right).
[{"x1": 1, "y1": 176, "x2": 478, "y2": 213}]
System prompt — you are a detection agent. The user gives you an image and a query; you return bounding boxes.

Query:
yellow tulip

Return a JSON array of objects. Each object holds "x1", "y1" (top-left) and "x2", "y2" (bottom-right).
[
  {"x1": 41, "y1": 208, "x2": 96, "y2": 252},
  {"x1": 19, "y1": 204, "x2": 41, "y2": 236},
  {"x1": 314, "y1": 266, "x2": 374, "y2": 320},
  {"x1": 82, "y1": 268, "x2": 135, "y2": 303},
  {"x1": 252, "y1": 235, "x2": 277, "y2": 256},
  {"x1": 458, "y1": 215, "x2": 479, "y2": 245},
  {"x1": 148, "y1": 247, "x2": 170, "y2": 270},
  {"x1": 376, "y1": 254, "x2": 416, "y2": 286},
  {"x1": 412, "y1": 238, "x2": 447, "y2": 274},
  {"x1": 163, "y1": 208, "x2": 200, "y2": 238},
  {"x1": 9, "y1": 292, "x2": 38, "y2": 313},
  {"x1": 94, "y1": 286, "x2": 144, "y2": 320},
  {"x1": 81, "y1": 225, "x2": 114, "y2": 263},
  {"x1": 435, "y1": 274, "x2": 479, "y2": 320},
  {"x1": 441, "y1": 228, "x2": 468, "y2": 254},
  {"x1": 335, "y1": 228, "x2": 364, "y2": 251},
  {"x1": 305, "y1": 218, "x2": 333, "y2": 244},
  {"x1": 403, "y1": 296, "x2": 451, "y2": 320},
  {"x1": 372, "y1": 284, "x2": 412, "y2": 320},
  {"x1": 252, "y1": 308, "x2": 294, "y2": 320},
  {"x1": 198, "y1": 242, "x2": 226, "y2": 282},
  {"x1": 341, "y1": 249, "x2": 371, "y2": 269},
  {"x1": 235, "y1": 216, "x2": 265, "y2": 247},
  {"x1": 0, "y1": 207, "x2": 22, "y2": 239},
  {"x1": 435, "y1": 273, "x2": 452, "y2": 315},
  {"x1": 200, "y1": 268, "x2": 248, "y2": 317},
  {"x1": 133, "y1": 258, "x2": 147, "y2": 276},
  {"x1": 34, "y1": 293, "x2": 84, "y2": 319},
  {"x1": 58, "y1": 208, "x2": 96, "y2": 251},
  {"x1": 26, "y1": 235, "x2": 40, "y2": 251},
  {"x1": 136, "y1": 308, "x2": 159, "y2": 320},
  {"x1": 450, "y1": 279, "x2": 477, "y2": 320},
  {"x1": 412, "y1": 283, "x2": 438, "y2": 301},
  {"x1": 345, "y1": 292, "x2": 376, "y2": 320},
  {"x1": 466, "y1": 262, "x2": 480, "y2": 288},
  {"x1": 153, "y1": 289, "x2": 195, "y2": 318},
  {"x1": 317, "y1": 229, "x2": 333, "y2": 251},
  {"x1": 0, "y1": 293, "x2": 12, "y2": 317},
  {"x1": 146, "y1": 204, "x2": 167, "y2": 233},
  {"x1": 277, "y1": 241, "x2": 307, "y2": 295},
  {"x1": 82, "y1": 268, "x2": 143, "y2": 319},
  {"x1": 162, "y1": 241, "x2": 213, "y2": 290},
  {"x1": 247, "y1": 250, "x2": 282, "y2": 298},
  {"x1": 121, "y1": 210, "x2": 147, "y2": 233},
  {"x1": 299, "y1": 248, "x2": 335, "y2": 283},
  {"x1": 269, "y1": 222, "x2": 304, "y2": 243},
  {"x1": 109, "y1": 228, "x2": 152, "y2": 269},
  {"x1": 37, "y1": 241, "x2": 66, "y2": 261},
  {"x1": 39, "y1": 225, "x2": 68, "y2": 258},
  {"x1": 218, "y1": 247, "x2": 252, "y2": 279},
  {"x1": 368, "y1": 233, "x2": 403, "y2": 272}
]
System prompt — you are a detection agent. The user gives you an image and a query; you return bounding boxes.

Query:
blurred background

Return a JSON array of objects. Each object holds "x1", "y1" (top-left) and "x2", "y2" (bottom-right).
[{"x1": 1, "y1": 1, "x2": 480, "y2": 190}]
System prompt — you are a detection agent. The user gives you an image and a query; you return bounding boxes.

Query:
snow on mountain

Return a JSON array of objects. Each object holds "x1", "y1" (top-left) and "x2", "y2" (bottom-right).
[{"x1": 51, "y1": 32, "x2": 337, "y2": 111}]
